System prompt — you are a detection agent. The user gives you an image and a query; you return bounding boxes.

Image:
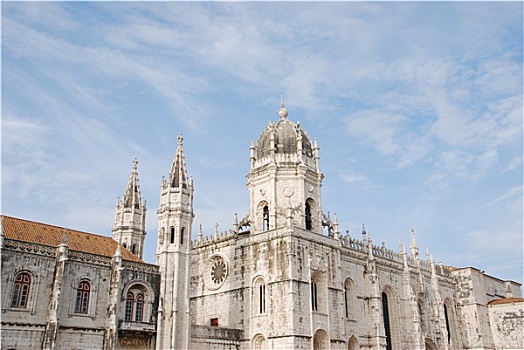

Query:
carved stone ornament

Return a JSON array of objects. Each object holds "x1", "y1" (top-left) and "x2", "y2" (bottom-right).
[
  {"x1": 282, "y1": 186, "x2": 294, "y2": 197},
  {"x1": 309, "y1": 254, "x2": 327, "y2": 272},
  {"x1": 204, "y1": 254, "x2": 228, "y2": 291}
]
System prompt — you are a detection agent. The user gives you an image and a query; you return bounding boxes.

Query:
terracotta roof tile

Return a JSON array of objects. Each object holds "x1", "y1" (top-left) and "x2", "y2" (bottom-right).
[
  {"x1": 1, "y1": 215, "x2": 143, "y2": 263},
  {"x1": 488, "y1": 297, "x2": 524, "y2": 305}
]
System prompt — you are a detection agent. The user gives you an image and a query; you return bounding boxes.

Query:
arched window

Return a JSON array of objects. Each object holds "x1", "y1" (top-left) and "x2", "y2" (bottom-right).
[
  {"x1": 180, "y1": 227, "x2": 185, "y2": 245},
  {"x1": 344, "y1": 278, "x2": 355, "y2": 319},
  {"x1": 170, "y1": 227, "x2": 175, "y2": 244},
  {"x1": 252, "y1": 334, "x2": 266, "y2": 350},
  {"x1": 344, "y1": 284, "x2": 349, "y2": 317},
  {"x1": 418, "y1": 297, "x2": 428, "y2": 334},
  {"x1": 74, "y1": 281, "x2": 91, "y2": 314},
  {"x1": 382, "y1": 292, "x2": 392, "y2": 350},
  {"x1": 313, "y1": 329, "x2": 328, "y2": 350},
  {"x1": 348, "y1": 335, "x2": 360, "y2": 350},
  {"x1": 125, "y1": 289, "x2": 147, "y2": 322},
  {"x1": 444, "y1": 304, "x2": 451, "y2": 344},
  {"x1": 311, "y1": 281, "x2": 318, "y2": 311},
  {"x1": 424, "y1": 338, "x2": 438, "y2": 350},
  {"x1": 259, "y1": 284, "x2": 265, "y2": 313},
  {"x1": 253, "y1": 278, "x2": 266, "y2": 314},
  {"x1": 159, "y1": 227, "x2": 165, "y2": 245},
  {"x1": 122, "y1": 243, "x2": 127, "y2": 249},
  {"x1": 135, "y1": 294, "x2": 144, "y2": 321},
  {"x1": 132, "y1": 244, "x2": 137, "y2": 254},
  {"x1": 305, "y1": 202, "x2": 312, "y2": 230},
  {"x1": 10, "y1": 272, "x2": 31, "y2": 308},
  {"x1": 263, "y1": 206, "x2": 269, "y2": 231},
  {"x1": 123, "y1": 283, "x2": 151, "y2": 323},
  {"x1": 125, "y1": 293, "x2": 134, "y2": 321}
]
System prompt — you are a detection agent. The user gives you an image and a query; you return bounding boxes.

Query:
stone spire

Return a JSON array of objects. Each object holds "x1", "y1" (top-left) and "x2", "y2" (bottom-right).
[
  {"x1": 333, "y1": 213, "x2": 340, "y2": 240},
  {"x1": 428, "y1": 248, "x2": 450, "y2": 350},
  {"x1": 410, "y1": 228, "x2": 425, "y2": 292},
  {"x1": 410, "y1": 227, "x2": 420, "y2": 264},
  {"x1": 112, "y1": 158, "x2": 147, "y2": 259},
  {"x1": 156, "y1": 133, "x2": 194, "y2": 350},
  {"x1": 364, "y1": 230, "x2": 383, "y2": 349},
  {"x1": 123, "y1": 158, "x2": 143, "y2": 209},
  {"x1": 169, "y1": 134, "x2": 189, "y2": 189},
  {"x1": 399, "y1": 241, "x2": 424, "y2": 350},
  {"x1": 362, "y1": 223, "x2": 367, "y2": 241}
]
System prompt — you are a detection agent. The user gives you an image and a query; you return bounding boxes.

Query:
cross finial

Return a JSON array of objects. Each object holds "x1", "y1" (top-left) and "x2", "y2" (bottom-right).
[{"x1": 278, "y1": 93, "x2": 288, "y2": 119}]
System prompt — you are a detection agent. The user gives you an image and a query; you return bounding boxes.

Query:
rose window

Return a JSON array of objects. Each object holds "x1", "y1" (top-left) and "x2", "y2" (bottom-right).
[
  {"x1": 211, "y1": 259, "x2": 227, "y2": 284},
  {"x1": 205, "y1": 255, "x2": 228, "y2": 290}
]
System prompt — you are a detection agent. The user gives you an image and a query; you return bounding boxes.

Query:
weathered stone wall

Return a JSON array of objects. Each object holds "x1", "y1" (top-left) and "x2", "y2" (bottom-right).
[
  {"x1": 1, "y1": 241, "x2": 160, "y2": 350},
  {"x1": 1, "y1": 247, "x2": 55, "y2": 349},
  {"x1": 0, "y1": 327, "x2": 46, "y2": 350},
  {"x1": 453, "y1": 267, "x2": 523, "y2": 350},
  {"x1": 189, "y1": 226, "x2": 468, "y2": 349},
  {"x1": 56, "y1": 328, "x2": 105, "y2": 350},
  {"x1": 489, "y1": 301, "x2": 524, "y2": 350},
  {"x1": 58, "y1": 261, "x2": 111, "y2": 332}
]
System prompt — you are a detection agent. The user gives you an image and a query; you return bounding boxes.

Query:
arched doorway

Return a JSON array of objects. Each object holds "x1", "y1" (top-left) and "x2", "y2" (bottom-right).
[
  {"x1": 313, "y1": 329, "x2": 328, "y2": 350},
  {"x1": 424, "y1": 338, "x2": 437, "y2": 350},
  {"x1": 252, "y1": 334, "x2": 266, "y2": 350},
  {"x1": 348, "y1": 335, "x2": 359, "y2": 350}
]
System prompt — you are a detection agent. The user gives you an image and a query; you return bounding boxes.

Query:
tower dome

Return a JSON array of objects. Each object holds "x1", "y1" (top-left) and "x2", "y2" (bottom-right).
[
  {"x1": 247, "y1": 101, "x2": 323, "y2": 233},
  {"x1": 255, "y1": 104, "x2": 313, "y2": 160}
]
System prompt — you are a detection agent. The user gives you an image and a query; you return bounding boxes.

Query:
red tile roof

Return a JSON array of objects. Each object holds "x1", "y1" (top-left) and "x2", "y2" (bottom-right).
[
  {"x1": 1, "y1": 215, "x2": 143, "y2": 263},
  {"x1": 488, "y1": 297, "x2": 524, "y2": 305}
]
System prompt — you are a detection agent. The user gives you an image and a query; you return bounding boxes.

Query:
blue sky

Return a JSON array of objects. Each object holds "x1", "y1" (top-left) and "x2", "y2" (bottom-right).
[{"x1": 2, "y1": 2, "x2": 522, "y2": 283}]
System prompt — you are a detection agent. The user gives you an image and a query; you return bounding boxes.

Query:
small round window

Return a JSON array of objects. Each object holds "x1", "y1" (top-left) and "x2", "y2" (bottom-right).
[{"x1": 205, "y1": 255, "x2": 228, "y2": 290}]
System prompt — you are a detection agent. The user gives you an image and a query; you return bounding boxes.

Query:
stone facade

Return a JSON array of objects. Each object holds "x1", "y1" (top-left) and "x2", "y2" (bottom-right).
[
  {"x1": 1, "y1": 103, "x2": 522, "y2": 350},
  {"x1": 1, "y1": 221, "x2": 161, "y2": 350}
]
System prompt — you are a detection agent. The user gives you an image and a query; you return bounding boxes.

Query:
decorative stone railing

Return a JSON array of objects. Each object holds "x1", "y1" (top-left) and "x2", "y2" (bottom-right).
[
  {"x1": 192, "y1": 229, "x2": 237, "y2": 247},
  {"x1": 339, "y1": 234, "x2": 452, "y2": 276},
  {"x1": 122, "y1": 260, "x2": 159, "y2": 274},
  {"x1": 69, "y1": 251, "x2": 112, "y2": 266},
  {"x1": 191, "y1": 325, "x2": 243, "y2": 340},
  {"x1": 190, "y1": 225, "x2": 453, "y2": 277},
  {"x1": 119, "y1": 320, "x2": 156, "y2": 332},
  {"x1": 5, "y1": 240, "x2": 57, "y2": 258},
  {"x1": 253, "y1": 153, "x2": 316, "y2": 169}
]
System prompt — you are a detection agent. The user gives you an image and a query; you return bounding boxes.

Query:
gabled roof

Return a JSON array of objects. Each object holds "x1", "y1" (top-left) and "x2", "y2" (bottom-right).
[{"x1": 1, "y1": 215, "x2": 143, "y2": 263}]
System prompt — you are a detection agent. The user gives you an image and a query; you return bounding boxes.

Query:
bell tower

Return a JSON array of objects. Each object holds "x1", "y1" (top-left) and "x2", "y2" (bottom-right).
[
  {"x1": 246, "y1": 103, "x2": 324, "y2": 234},
  {"x1": 112, "y1": 158, "x2": 146, "y2": 259},
  {"x1": 156, "y1": 134, "x2": 194, "y2": 350}
]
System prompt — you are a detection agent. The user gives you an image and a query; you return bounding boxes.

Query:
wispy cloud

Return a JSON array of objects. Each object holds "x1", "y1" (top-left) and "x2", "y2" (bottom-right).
[
  {"x1": 478, "y1": 186, "x2": 523, "y2": 210},
  {"x1": 2, "y1": 1, "x2": 522, "y2": 282}
]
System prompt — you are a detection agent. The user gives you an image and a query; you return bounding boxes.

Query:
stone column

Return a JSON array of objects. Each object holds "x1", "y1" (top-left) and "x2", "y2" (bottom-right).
[{"x1": 42, "y1": 233, "x2": 69, "y2": 350}]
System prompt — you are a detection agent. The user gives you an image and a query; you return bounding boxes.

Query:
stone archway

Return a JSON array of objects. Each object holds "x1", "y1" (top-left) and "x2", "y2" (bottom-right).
[
  {"x1": 313, "y1": 329, "x2": 328, "y2": 350},
  {"x1": 424, "y1": 338, "x2": 438, "y2": 350},
  {"x1": 252, "y1": 333, "x2": 266, "y2": 350},
  {"x1": 348, "y1": 335, "x2": 359, "y2": 350}
]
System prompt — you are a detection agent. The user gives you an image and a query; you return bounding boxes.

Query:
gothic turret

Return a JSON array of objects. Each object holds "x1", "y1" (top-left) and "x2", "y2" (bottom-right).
[
  {"x1": 156, "y1": 134, "x2": 194, "y2": 350},
  {"x1": 112, "y1": 158, "x2": 147, "y2": 259},
  {"x1": 246, "y1": 102, "x2": 324, "y2": 233}
]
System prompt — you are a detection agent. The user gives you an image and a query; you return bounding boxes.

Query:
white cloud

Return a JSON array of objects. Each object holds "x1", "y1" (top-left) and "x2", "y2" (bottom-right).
[
  {"x1": 340, "y1": 172, "x2": 381, "y2": 192},
  {"x1": 2, "y1": 1, "x2": 522, "y2": 282}
]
